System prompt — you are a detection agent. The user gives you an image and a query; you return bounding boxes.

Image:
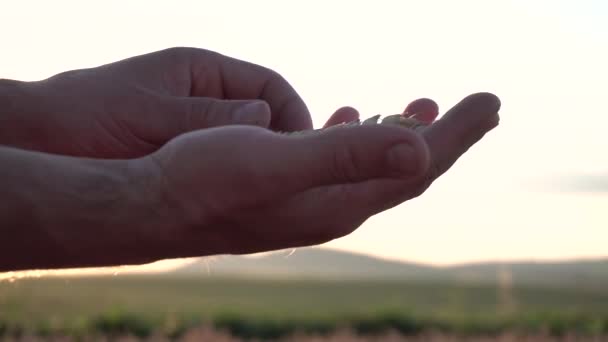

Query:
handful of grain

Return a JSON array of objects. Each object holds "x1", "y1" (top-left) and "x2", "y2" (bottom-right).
[{"x1": 284, "y1": 98, "x2": 438, "y2": 135}]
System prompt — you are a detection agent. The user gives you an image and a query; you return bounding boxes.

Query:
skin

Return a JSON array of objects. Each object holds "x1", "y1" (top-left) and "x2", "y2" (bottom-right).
[
  {"x1": 0, "y1": 47, "x2": 501, "y2": 272},
  {"x1": 0, "y1": 47, "x2": 312, "y2": 158},
  {"x1": 403, "y1": 98, "x2": 439, "y2": 124}
]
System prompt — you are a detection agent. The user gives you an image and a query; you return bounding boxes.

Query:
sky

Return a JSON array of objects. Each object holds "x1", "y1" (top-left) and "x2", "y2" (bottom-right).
[{"x1": 1, "y1": 0, "x2": 606, "y2": 271}]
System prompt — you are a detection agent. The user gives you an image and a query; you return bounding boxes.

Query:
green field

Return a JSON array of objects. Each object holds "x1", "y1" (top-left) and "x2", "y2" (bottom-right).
[{"x1": 1, "y1": 275, "x2": 607, "y2": 340}]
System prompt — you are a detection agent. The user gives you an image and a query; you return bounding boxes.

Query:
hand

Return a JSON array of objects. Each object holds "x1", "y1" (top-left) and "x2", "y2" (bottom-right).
[
  {"x1": 0, "y1": 93, "x2": 498, "y2": 271},
  {"x1": 1, "y1": 47, "x2": 313, "y2": 158},
  {"x1": 134, "y1": 92, "x2": 500, "y2": 260}
]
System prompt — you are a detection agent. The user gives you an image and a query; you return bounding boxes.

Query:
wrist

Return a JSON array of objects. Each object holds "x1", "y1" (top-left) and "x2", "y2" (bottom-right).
[
  {"x1": 0, "y1": 79, "x2": 36, "y2": 149},
  {"x1": 53, "y1": 157, "x2": 174, "y2": 268},
  {"x1": 0, "y1": 147, "x2": 169, "y2": 271},
  {"x1": 125, "y1": 155, "x2": 217, "y2": 262},
  {"x1": 118, "y1": 157, "x2": 183, "y2": 265},
  {"x1": 127, "y1": 153, "x2": 228, "y2": 262}
]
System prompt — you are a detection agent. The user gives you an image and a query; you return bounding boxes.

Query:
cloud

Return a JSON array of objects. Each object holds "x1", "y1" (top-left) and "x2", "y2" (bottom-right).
[
  {"x1": 560, "y1": 174, "x2": 608, "y2": 193},
  {"x1": 527, "y1": 171, "x2": 608, "y2": 194}
]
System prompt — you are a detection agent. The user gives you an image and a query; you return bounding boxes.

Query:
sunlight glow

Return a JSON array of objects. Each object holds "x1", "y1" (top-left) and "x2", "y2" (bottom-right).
[{"x1": 1, "y1": 0, "x2": 606, "y2": 273}]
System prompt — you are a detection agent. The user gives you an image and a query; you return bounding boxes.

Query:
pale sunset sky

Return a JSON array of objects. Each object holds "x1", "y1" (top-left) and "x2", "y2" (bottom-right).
[{"x1": 1, "y1": 0, "x2": 606, "y2": 273}]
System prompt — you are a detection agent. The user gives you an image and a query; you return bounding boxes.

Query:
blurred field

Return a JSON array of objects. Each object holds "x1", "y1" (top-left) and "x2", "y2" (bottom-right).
[{"x1": 1, "y1": 275, "x2": 607, "y2": 341}]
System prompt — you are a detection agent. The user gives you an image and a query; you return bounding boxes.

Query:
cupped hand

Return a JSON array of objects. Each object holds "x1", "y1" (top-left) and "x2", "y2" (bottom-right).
[
  {"x1": 5, "y1": 47, "x2": 312, "y2": 158},
  {"x1": 134, "y1": 92, "x2": 500, "y2": 260}
]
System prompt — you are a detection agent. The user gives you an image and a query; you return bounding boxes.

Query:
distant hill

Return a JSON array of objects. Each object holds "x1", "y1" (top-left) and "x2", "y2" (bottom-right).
[
  {"x1": 175, "y1": 248, "x2": 437, "y2": 280},
  {"x1": 172, "y1": 247, "x2": 608, "y2": 290},
  {"x1": 446, "y1": 259, "x2": 608, "y2": 290}
]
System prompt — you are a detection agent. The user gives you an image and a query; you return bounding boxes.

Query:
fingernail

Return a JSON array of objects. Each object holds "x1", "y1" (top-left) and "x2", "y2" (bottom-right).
[
  {"x1": 233, "y1": 101, "x2": 270, "y2": 126},
  {"x1": 386, "y1": 143, "x2": 419, "y2": 176}
]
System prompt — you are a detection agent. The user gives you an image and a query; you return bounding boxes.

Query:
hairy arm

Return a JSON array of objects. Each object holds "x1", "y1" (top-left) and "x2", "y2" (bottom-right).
[{"x1": 0, "y1": 145, "x2": 162, "y2": 271}]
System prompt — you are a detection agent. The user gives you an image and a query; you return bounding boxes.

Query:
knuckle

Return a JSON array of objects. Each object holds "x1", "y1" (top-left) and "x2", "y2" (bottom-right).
[
  {"x1": 410, "y1": 183, "x2": 428, "y2": 199},
  {"x1": 305, "y1": 223, "x2": 356, "y2": 246},
  {"x1": 267, "y1": 68, "x2": 288, "y2": 85},
  {"x1": 163, "y1": 46, "x2": 198, "y2": 58},
  {"x1": 412, "y1": 161, "x2": 441, "y2": 198},
  {"x1": 332, "y1": 219, "x2": 362, "y2": 239},
  {"x1": 160, "y1": 47, "x2": 197, "y2": 66},
  {"x1": 329, "y1": 145, "x2": 360, "y2": 183},
  {"x1": 186, "y1": 100, "x2": 216, "y2": 129},
  {"x1": 427, "y1": 159, "x2": 442, "y2": 182},
  {"x1": 260, "y1": 67, "x2": 292, "y2": 97},
  {"x1": 162, "y1": 46, "x2": 216, "y2": 71},
  {"x1": 316, "y1": 217, "x2": 365, "y2": 244}
]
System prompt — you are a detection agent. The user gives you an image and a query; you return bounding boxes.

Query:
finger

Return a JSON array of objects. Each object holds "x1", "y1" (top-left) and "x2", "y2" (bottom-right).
[
  {"x1": 174, "y1": 97, "x2": 272, "y2": 129},
  {"x1": 146, "y1": 97, "x2": 271, "y2": 143},
  {"x1": 214, "y1": 95, "x2": 499, "y2": 251},
  {"x1": 275, "y1": 93, "x2": 501, "y2": 242},
  {"x1": 422, "y1": 92, "x2": 501, "y2": 179},
  {"x1": 403, "y1": 98, "x2": 439, "y2": 124},
  {"x1": 322, "y1": 106, "x2": 360, "y2": 128},
  {"x1": 259, "y1": 124, "x2": 430, "y2": 197},
  {"x1": 185, "y1": 48, "x2": 313, "y2": 131}
]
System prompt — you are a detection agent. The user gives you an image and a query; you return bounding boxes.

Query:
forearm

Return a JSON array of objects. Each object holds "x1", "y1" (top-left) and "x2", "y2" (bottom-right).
[{"x1": 0, "y1": 146, "x2": 161, "y2": 271}]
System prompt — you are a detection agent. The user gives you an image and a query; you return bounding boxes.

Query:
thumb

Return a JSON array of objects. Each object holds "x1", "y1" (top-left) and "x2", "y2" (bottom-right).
[
  {"x1": 179, "y1": 97, "x2": 272, "y2": 129},
  {"x1": 152, "y1": 97, "x2": 272, "y2": 142},
  {"x1": 259, "y1": 124, "x2": 430, "y2": 197}
]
